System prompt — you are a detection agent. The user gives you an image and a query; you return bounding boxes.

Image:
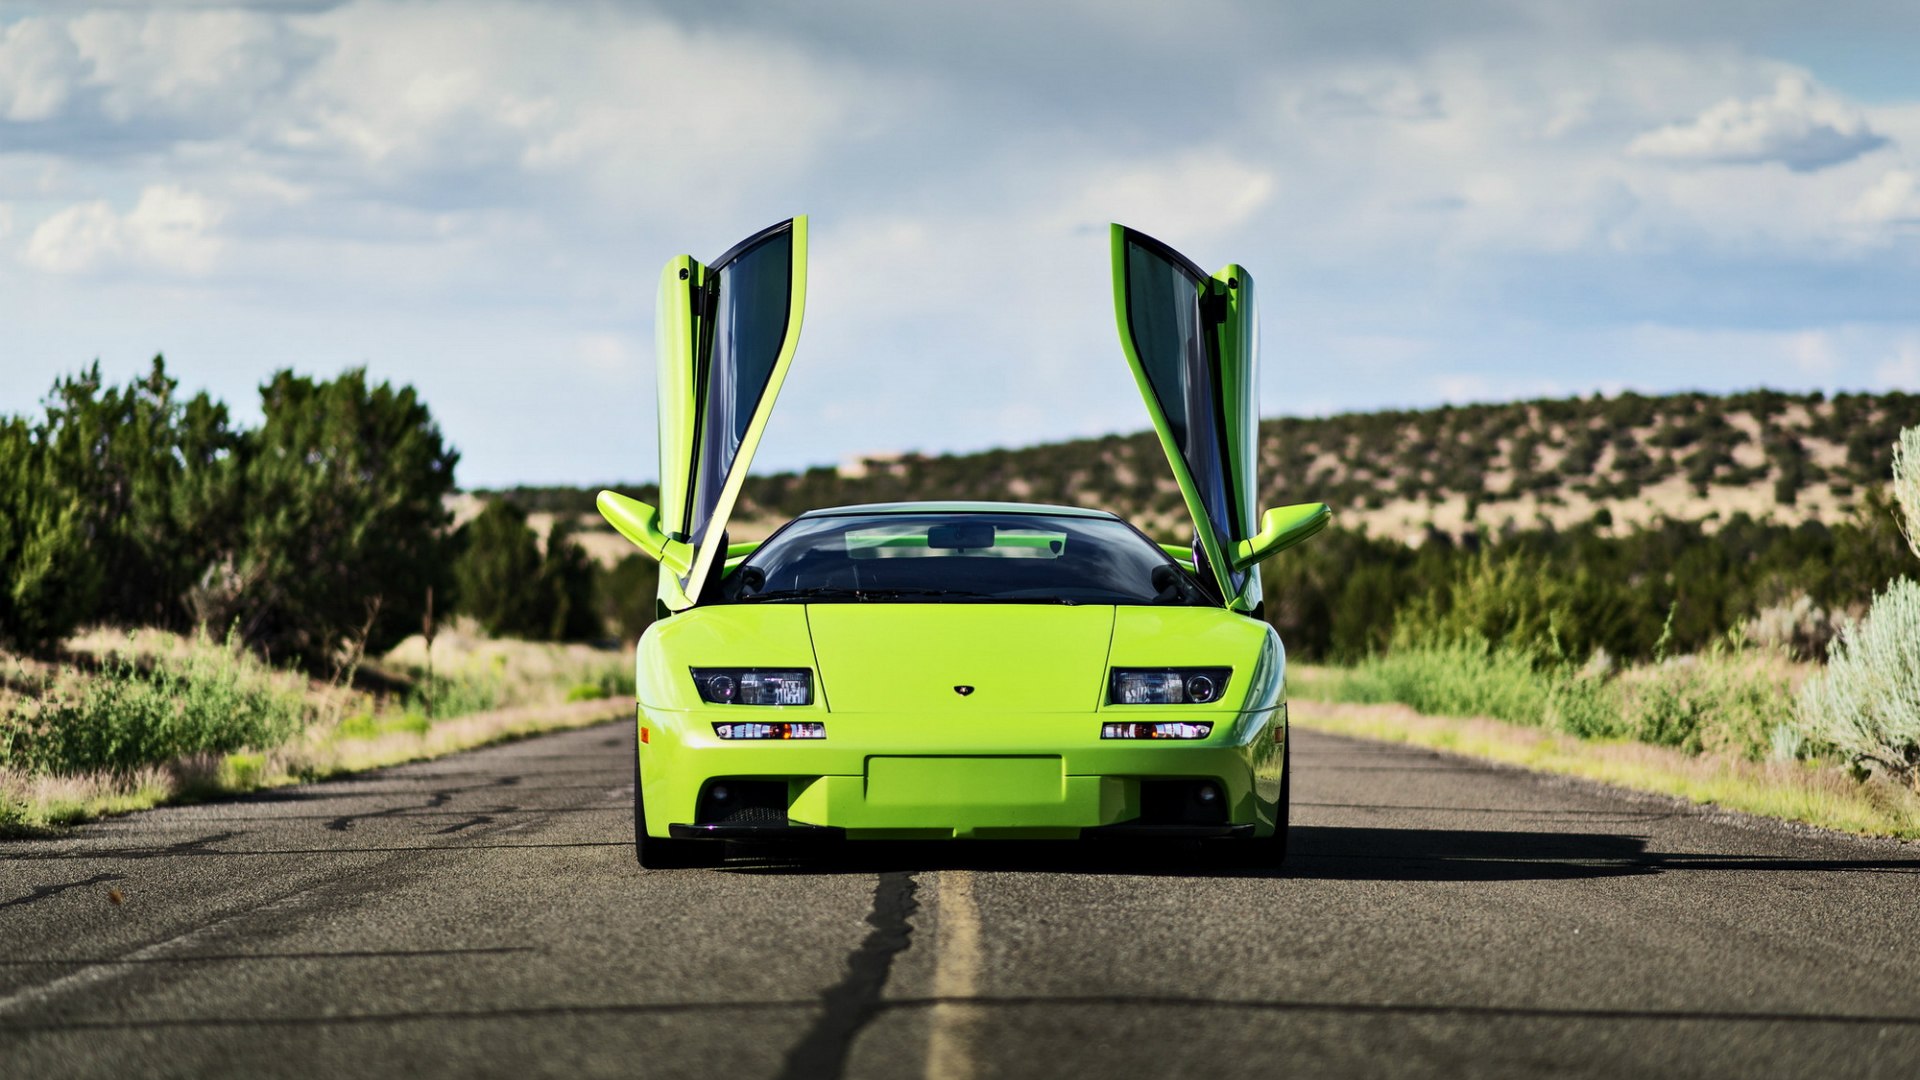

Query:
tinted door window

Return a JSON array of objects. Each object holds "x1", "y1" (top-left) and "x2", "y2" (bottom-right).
[
  {"x1": 688, "y1": 225, "x2": 793, "y2": 554},
  {"x1": 1120, "y1": 233, "x2": 1244, "y2": 591}
]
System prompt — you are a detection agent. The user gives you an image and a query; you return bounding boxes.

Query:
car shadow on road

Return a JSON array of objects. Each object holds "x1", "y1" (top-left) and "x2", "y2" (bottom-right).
[{"x1": 716, "y1": 825, "x2": 1920, "y2": 882}]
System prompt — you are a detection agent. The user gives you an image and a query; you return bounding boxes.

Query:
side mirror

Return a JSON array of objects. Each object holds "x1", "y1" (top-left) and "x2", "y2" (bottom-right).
[
  {"x1": 1150, "y1": 563, "x2": 1188, "y2": 603},
  {"x1": 1231, "y1": 503, "x2": 1332, "y2": 570},
  {"x1": 596, "y1": 490, "x2": 693, "y2": 575}
]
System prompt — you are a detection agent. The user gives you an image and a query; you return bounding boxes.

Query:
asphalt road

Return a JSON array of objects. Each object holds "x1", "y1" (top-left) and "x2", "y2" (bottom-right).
[{"x1": 4, "y1": 717, "x2": 1919, "y2": 1079}]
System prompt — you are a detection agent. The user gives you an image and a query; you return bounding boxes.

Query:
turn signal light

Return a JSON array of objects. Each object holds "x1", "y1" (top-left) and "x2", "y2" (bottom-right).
[
  {"x1": 712, "y1": 722, "x2": 826, "y2": 740},
  {"x1": 1100, "y1": 722, "x2": 1213, "y2": 740}
]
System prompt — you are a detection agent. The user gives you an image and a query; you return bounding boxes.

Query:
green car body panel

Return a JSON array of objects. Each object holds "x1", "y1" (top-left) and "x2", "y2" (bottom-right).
[{"x1": 602, "y1": 219, "x2": 1329, "y2": 856}]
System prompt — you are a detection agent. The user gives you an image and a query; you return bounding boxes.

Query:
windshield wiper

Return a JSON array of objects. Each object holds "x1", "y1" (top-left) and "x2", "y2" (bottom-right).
[
  {"x1": 735, "y1": 586, "x2": 869, "y2": 603},
  {"x1": 736, "y1": 586, "x2": 1080, "y2": 604},
  {"x1": 735, "y1": 586, "x2": 993, "y2": 603}
]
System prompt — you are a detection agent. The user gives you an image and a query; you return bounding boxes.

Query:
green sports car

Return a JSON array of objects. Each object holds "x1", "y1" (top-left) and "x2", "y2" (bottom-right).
[{"x1": 598, "y1": 216, "x2": 1330, "y2": 867}]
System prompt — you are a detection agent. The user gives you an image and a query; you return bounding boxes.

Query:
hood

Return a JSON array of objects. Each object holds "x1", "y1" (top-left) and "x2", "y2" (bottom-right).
[{"x1": 805, "y1": 604, "x2": 1116, "y2": 714}]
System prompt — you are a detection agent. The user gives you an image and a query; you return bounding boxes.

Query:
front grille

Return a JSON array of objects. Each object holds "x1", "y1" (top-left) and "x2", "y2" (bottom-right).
[{"x1": 712, "y1": 804, "x2": 787, "y2": 826}]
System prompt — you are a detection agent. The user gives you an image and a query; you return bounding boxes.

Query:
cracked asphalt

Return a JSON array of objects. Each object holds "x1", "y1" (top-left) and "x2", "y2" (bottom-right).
[{"x1": 4, "y1": 716, "x2": 1919, "y2": 1079}]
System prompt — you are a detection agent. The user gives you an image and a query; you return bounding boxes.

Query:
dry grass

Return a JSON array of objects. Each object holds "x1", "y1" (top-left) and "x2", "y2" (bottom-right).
[
  {"x1": 1, "y1": 624, "x2": 635, "y2": 832},
  {"x1": 378, "y1": 617, "x2": 633, "y2": 703},
  {"x1": 1, "y1": 696, "x2": 631, "y2": 832},
  {"x1": 1291, "y1": 699, "x2": 1920, "y2": 838}
]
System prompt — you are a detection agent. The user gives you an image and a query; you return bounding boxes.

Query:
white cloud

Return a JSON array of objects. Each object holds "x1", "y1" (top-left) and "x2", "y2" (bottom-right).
[
  {"x1": 67, "y1": 9, "x2": 317, "y2": 125},
  {"x1": 0, "y1": 17, "x2": 83, "y2": 121},
  {"x1": 1849, "y1": 169, "x2": 1920, "y2": 225},
  {"x1": 22, "y1": 185, "x2": 224, "y2": 274},
  {"x1": 279, "y1": 1, "x2": 905, "y2": 215},
  {"x1": 1787, "y1": 331, "x2": 1841, "y2": 375},
  {"x1": 575, "y1": 332, "x2": 638, "y2": 378},
  {"x1": 1433, "y1": 373, "x2": 1492, "y2": 403},
  {"x1": 1627, "y1": 75, "x2": 1887, "y2": 172},
  {"x1": 1054, "y1": 150, "x2": 1275, "y2": 243},
  {"x1": 1877, "y1": 339, "x2": 1920, "y2": 388}
]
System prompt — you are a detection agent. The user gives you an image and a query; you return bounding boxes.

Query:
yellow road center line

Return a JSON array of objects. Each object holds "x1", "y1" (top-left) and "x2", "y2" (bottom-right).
[{"x1": 925, "y1": 869, "x2": 980, "y2": 1080}]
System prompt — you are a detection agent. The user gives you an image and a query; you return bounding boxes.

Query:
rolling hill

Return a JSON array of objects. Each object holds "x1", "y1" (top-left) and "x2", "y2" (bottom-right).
[{"x1": 485, "y1": 388, "x2": 1919, "y2": 554}]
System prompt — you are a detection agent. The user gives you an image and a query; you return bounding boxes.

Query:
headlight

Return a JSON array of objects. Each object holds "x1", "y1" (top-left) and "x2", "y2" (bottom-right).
[
  {"x1": 691, "y1": 668, "x2": 813, "y2": 705},
  {"x1": 1108, "y1": 668, "x2": 1231, "y2": 705}
]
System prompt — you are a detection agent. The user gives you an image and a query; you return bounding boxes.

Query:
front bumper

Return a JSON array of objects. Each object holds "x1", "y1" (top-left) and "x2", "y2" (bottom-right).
[{"x1": 638, "y1": 705, "x2": 1286, "y2": 840}]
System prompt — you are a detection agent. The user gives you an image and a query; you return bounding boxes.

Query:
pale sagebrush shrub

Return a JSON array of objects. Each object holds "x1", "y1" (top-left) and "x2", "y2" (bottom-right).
[
  {"x1": 1793, "y1": 426, "x2": 1920, "y2": 788},
  {"x1": 1768, "y1": 723, "x2": 1807, "y2": 763},
  {"x1": 1797, "y1": 577, "x2": 1920, "y2": 791},
  {"x1": 1745, "y1": 594, "x2": 1834, "y2": 661},
  {"x1": 1896, "y1": 426, "x2": 1920, "y2": 560}
]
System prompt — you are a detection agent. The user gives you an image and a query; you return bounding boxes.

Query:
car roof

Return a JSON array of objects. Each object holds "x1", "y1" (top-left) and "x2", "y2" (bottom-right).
[{"x1": 793, "y1": 500, "x2": 1121, "y2": 520}]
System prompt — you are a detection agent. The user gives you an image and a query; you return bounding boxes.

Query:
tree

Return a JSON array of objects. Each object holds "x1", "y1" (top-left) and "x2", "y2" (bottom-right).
[
  {"x1": 452, "y1": 507, "x2": 605, "y2": 641},
  {"x1": 452, "y1": 500, "x2": 546, "y2": 638},
  {"x1": 37, "y1": 357, "x2": 243, "y2": 630},
  {"x1": 538, "y1": 520, "x2": 602, "y2": 641},
  {"x1": 215, "y1": 369, "x2": 457, "y2": 667},
  {"x1": 598, "y1": 553, "x2": 659, "y2": 644},
  {"x1": 0, "y1": 416, "x2": 101, "y2": 652}
]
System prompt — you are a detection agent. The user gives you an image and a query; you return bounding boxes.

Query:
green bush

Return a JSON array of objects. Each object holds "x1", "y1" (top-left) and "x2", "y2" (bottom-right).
[
  {"x1": 1, "y1": 636, "x2": 308, "y2": 775},
  {"x1": 1330, "y1": 639, "x2": 1554, "y2": 726},
  {"x1": 1310, "y1": 629, "x2": 1793, "y2": 760},
  {"x1": 404, "y1": 673, "x2": 503, "y2": 721}
]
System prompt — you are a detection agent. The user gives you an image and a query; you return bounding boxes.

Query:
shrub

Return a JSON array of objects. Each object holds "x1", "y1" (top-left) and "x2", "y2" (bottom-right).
[
  {"x1": 1333, "y1": 638, "x2": 1554, "y2": 726},
  {"x1": 405, "y1": 672, "x2": 503, "y2": 720},
  {"x1": 1794, "y1": 426, "x2": 1920, "y2": 788},
  {"x1": 1745, "y1": 594, "x2": 1834, "y2": 661},
  {"x1": 1311, "y1": 630, "x2": 1793, "y2": 760},
  {"x1": 1895, "y1": 427, "x2": 1920, "y2": 560},
  {"x1": 1797, "y1": 578, "x2": 1920, "y2": 791},
  {"x1": 1, "y1": 634, "x2": 308, "y2": 775}
]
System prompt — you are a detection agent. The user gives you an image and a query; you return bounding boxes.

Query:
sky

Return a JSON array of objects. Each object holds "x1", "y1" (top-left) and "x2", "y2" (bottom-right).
[{"x1": 1, "y1": 1, "x2": 1918, "y2": 488}]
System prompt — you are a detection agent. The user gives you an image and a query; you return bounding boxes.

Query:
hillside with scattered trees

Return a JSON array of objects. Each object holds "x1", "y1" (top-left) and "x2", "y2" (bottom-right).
[
  {"x1": 498, "y1": 389, "x2": 1919, "y2": 546},
  {"x1": 475, "y1": 389, "x2": 1919, "y2": 669}
]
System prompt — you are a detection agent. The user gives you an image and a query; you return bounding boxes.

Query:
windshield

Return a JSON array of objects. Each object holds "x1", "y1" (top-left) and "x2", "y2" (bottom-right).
[{"x1": 723, "y1": 512, "x2": 1208, "y2": 606}]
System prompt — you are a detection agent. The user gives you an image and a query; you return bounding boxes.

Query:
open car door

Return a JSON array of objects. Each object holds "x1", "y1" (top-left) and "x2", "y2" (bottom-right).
[
  {"x1": 599, "y1": 217, "x2": 807, "y2": 611},
  {"x1": 1110, "y1": 224, "x2": 1327, "y2": 613}
]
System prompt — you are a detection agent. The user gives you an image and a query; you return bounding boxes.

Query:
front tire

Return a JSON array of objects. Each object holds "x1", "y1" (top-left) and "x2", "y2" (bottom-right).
[{"x1": 634, "y1": 754, "x2": 720, "y2": 869}]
